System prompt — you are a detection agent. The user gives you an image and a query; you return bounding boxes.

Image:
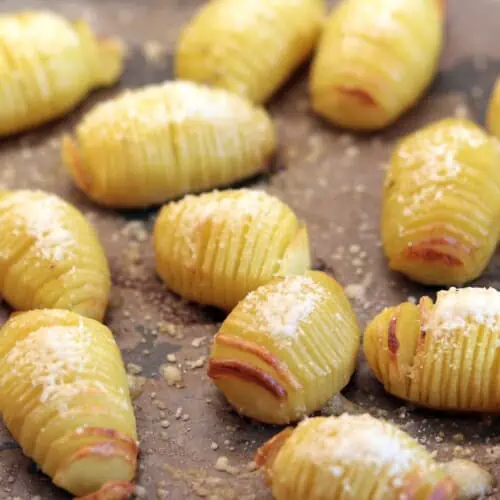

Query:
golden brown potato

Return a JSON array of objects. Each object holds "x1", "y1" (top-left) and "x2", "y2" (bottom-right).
[
  {"x1": 154, "y1": 189, "x2": 311, "y2": 311},
  {"x1": 176, "y1": 0, "x2": 326, "y2": 104},
  {"x1": 0, "y1": 309, "x2": 137, "y2": 497},
  {"x1": 0, "y1": 190, "x2": 110, "y2": 321},
  {"x1": 62, "y1": 81, "x2": 276, "y2": 208},
  {"x1": 310, "y1": 0, "x2": 444, "y2": 130},
  {"x1": 0, "y1": 11, "x2": 124, "y2": 136},
  {"x1": 208, "y1": 271, "x2": 360, "y2": 424},
  {"x1": 382, "y1": 118, "x2": 500, "y2": 286},
  {"x1": 256, "y1": 414, "x2": 456, "y2": 500},
  {"x1": 364, "y1": 287, "x2": 500, "y2": 411}
]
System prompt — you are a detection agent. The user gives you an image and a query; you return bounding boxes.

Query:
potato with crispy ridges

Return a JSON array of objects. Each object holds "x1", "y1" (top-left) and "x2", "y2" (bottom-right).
[
  {"x1": 382, "y1": 118, "x2": 500, "y2": 286},
  {"x1": 62, "y1": 81, "x2": 276, "y2": 208},
  {"x1": 256, "y1": 414, "x2": 456, "y2": 500},
  {"x1": 310, "y1": 0, "x2": 444, "y2": 130},
  {"x1": 154, "y1": 189, "x2": 311, "y2": 312},
  {"x1": 175, "y1": 0, "x2": 325, "y2": 104},
  {"x1": 0, "y1": 190, "x2": 110, "y2": 321},
  {"x1": 207, "y1": 271, "x2": 360, "y2": 424},
  {"x1": 486, "y1": 78, "x2": 500, "y2": 139},
  {"x1": 364, "y1": 287, "x2": 500, "y2": 411},
  {"x1": 0, "y1": 11, "x2": 124, "y2": 136},
  {"x1": 0, "y1": 309, "x2": 137, "y2": 497}
]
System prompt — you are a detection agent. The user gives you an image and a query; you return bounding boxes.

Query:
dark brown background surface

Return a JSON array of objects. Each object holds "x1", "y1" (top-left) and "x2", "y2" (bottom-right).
[{"x1": 1, "y1": 0, "x2": 500, "y2": 498}]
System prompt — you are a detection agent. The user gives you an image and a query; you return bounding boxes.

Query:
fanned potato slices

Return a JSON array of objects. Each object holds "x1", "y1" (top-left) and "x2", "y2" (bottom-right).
[
  {"x1": 0, "y1": 190, "x2": 110, "y2": 321},
  {"x1": 176, "y1": 0, "x2": 326, "y2": 104},
  {"x1": 310, "y1": 0, "x2": 444, "y2": 130},
  {"x1": 0, "y1": 11, "x2": 124, "y2": 136},
  {"x1": 364, "y1": 287, "x2": 500, "y2": 412},
  {"x1": 62, "y1": 81, "x2": 276, "y2": 208},
  {"x1": 154, "y1": 189, "x2": 311, "y2": 311},
  {"x1": 256, "y1": 414, "x2": 456, "y2": 500},
  {"x1": 208, "y1": 271, "x2": 360, "y2": 424},
  {"x1": 0, "y1": 309, "x2": 137, "y2": 497},
  {"x1": 382, "y1": 118, "x2": 500, "y2": 286}
]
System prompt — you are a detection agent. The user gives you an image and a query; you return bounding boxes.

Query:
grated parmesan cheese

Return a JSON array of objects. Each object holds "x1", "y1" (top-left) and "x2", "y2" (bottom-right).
[{"x1": 240, "y1": 275, "x2": 328, "y2": 342}]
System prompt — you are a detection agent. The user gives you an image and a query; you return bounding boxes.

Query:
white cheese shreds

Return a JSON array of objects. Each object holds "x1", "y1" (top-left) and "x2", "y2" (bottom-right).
[{"x1": 239, "y1": 275, "x2": 328, "y2": 342}]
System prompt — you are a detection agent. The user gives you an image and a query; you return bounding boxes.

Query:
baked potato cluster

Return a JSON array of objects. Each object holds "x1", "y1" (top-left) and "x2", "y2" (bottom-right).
[{"x1": 1, "y1": 0, "x2": 498, "y2": 499}]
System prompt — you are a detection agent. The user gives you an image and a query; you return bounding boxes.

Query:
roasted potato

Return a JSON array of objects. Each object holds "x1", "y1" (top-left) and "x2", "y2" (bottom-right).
[
  {"x1": 0, "y1": 190, "x2": 110, "y2": 321},
  {"x1": 208, "y1": 271, "x2": 360, "y2": 424},
  {"x1": 256, "y1": 414, "x2": 456, "y2": 500},
  {"x1": 382, "y1": 118, "x2": 500, "y2": 286},
  {"x1": 154, "y1": 189, "x2": 310, "y2": 311},
  {"x1": 0, "y1": 11, "x2": 124, "y2": 136},
  {"x1": 176, "y1": 0, "x2": 326, "y2": 104},
  {"x1": 62, "y1": 81, "x2": 276, "y2": 208},
  {"x1": 310, "y1": 0, "x2": 444, "y2": 130},
  {"x1": 364, "y1": 287, "x2": 500, "y2": 411},
  {"x1": 0, "y1": 309, "x2": 137, "y2": 497}
]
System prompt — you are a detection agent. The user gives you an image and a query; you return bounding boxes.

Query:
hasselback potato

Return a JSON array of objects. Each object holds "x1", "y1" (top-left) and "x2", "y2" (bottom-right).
[
  {"x1": 382, "y1": 118, "x2": 500, "y2": 286},
  {"x1": 310, "y1": 0, "x2": 444, "y2": 130},
  {"x1": 0, "y1": 309, "x2": 137, "y2": 497},
  {"x1": 62, "y1": 81, "x2": 276, "y2": 208},
  {"x1": 154, "y1": 189, "x2": 310, "y2": 311},
  {"x1": 487, "y1": 78, "x2": 500, "y2": 139},
  {"x1": 256, "y1": 414, "x2": 456, "y2": 500},
  {"x1": 364, "y1": 287, "x2": 500, "y2": 411},
  {"x1": 175, "y1": 0, "x2": 326, "y2": 104},
  {"x1": 0, "y1": 190, "x2": 110, "y2": 321},
  {"x1": 0, "y1": 11, "x2": 124, "y2": 136},
  {"x1": 207, "y1": 271, "x2": 360, "y2": 424}
]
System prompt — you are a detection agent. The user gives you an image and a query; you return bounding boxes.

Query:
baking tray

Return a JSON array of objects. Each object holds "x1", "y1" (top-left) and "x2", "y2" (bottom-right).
[{"x1": 1, "y1": 0, "x2": 500, "y2": 498}]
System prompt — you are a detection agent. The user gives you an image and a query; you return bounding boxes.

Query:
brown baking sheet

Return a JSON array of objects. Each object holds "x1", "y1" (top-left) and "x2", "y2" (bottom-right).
[{"x1": 1, "y1": 0, "x2": 500, "y2": 498}]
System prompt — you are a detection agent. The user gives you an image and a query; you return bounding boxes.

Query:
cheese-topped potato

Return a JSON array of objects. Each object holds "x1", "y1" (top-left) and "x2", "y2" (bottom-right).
[
  {"x1": 0, "y1": 11, "x2": 124, "y2": 136},
  {"x1": 382, "y1": 118, "x2": 500, "y2": 286},
  {"x1": 154, "y1": 189, "x2": 311, "y2": 311},
  {"x1": 310, "y1": 0, "x2": 444, "y2": 130},
  {"x1": 256, "y1": 414, "x2": 456, "y2": 500},
  {"x1": 0, "y1": 310, "x2": 137, "y2": 497},
  {"x1": 176, "y1": 0, "x2": 326, "y2": 104},
  {"x1": 62, "y1": 81, "x2": 276, "y2": 208},
  {"x1": 364, "y1": 287, "x2": 500, "y2": 411},
  {"x1": 208, "y1": 271, "x2": 360, "y2": 424},
  {"x1": 0, "y1": 190, "x2": 110, "y2": 321}
]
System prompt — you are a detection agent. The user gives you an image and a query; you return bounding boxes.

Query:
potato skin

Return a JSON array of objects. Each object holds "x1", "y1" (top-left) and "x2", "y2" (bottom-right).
[
  {"x1": 0, "y1": 310, "x2": 137, "y2": 497},
  {"x1": 154, "y1": 189, "x2": 311, "y2": 311},
  {"x1": 382, "y1": 118, "x2": 500, "y2": 286},
  {"x1": 256, "y1": 414, "x2": 456, "y2": 500},
  {"x1": 62, "y1": 81, "x2": 276, "y2": 208},
  {"x1": 207, "y1": 271, "x2": 360, "y2": 424},
  {"x1": 175, "y1": 0, "x2": 326, "y2": 104},
  {"x1": 0, "y1": 11, "x2": 123, "y2": 136},
  {"x1": 0, "y1": 190, "x2": 110, "y2": 321},
  {"x1": 310, "y1": 0, "x2": 443, "y2": 130},
  {"x1": 364, "y1": 287, "x2": 500, "y2": 411}
]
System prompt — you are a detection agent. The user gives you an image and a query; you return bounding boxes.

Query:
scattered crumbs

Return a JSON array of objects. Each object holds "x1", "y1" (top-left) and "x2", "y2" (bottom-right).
[
  {"x1": 191, "y1": 336, "x2": 207, "y2": 348},
  {"x1": 444, "y1": 459, "x2": 493, "y2": 500},
  {"x1": 167, "y1": 353, "x2": 177, "y2": 363},
  {"x1": 127, "y1": 374, "x2": 146, "y2": 400},
  {"x1": 348, "y1": 244, "x2": 361, "y2": 254},
  {"x1": 215, "y1": 456, "x2": 239, "y2": 475},
  {"x1": 182, "y1": 414, "x2": 190, "y2": 422},
  {"x1": 407, "y1": 296, "x2": 417, "y2": 304},
  {"x1": 142, "y1": 40, "x2": 166, "y2": 64},
  {"x1": 159, "y1": 322, "x2": 178, "y2": 337},
  {"x1": 186, "y1": 356, "x2": 206, "y2": 370},
  {"x1": 211, "y1": 442, "x2": 219, "y2": 451},
  {"x1": 454, "y1": 104, "x2": 469, "y2": 118},
  {"x1": 345, "y1": 272, "x2": 373, "y2": 302},
  {"x1": 453, "y1": 433, "x2": 465, "y2": 443},
  {"x1": 344, "y1": 145, "x2": 360, "y2": 159},
  {"x1": 161, "y1": 365, "x2": 183, "y2": 387},
  {"x1": 134, "y1": 485, "x2": 147, "y2": 498},
  {"x1": 161, "y1": 420, "x2": 171, "y2": 428},
  {"x1": 127, "y1": 363, "x2": 143, "y2": 375},
  {"x1": 175, "y1": 407, "x2": 183, "y2": 419}
]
